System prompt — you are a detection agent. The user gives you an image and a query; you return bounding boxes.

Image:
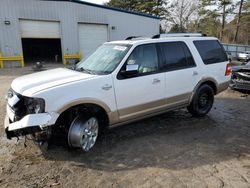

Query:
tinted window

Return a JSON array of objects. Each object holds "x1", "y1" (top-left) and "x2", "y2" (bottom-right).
[
  {"x1": 194, "y1": 40, "x2": 228, "y2": 64},
  {"x1": 126, "y1": 44, "x2": 158, "y2": 74},
  {"x1": 159, "y1": 42, "x2": 195, "y2": 71}
]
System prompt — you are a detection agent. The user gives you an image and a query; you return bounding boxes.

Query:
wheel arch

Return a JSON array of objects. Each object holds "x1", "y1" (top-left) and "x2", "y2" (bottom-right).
[
  {"x1": 189, "y1": 78, "x2": 218, "y2": 104},
  {"x1": 57, "y1": 98, "x2": 111, "y2": 114},
  {"x1": 56, "y1": 99, "x2": 112, "y2": 128}
]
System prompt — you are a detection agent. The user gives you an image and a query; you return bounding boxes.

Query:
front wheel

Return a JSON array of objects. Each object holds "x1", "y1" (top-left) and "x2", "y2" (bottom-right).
[
  {"x1": 187, "y1": 84, "x2": 214, "y2": 117},
  {"x1": 68, "y1": 116, "x2": 99, "y2": 152}
]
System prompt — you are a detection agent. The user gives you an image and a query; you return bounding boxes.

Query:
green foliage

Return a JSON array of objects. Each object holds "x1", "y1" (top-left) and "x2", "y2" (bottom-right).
[
  {"x1": 105, "y1": 0, "x2": 168, "y2": 16},
  {"x1": 105, "y1": 0, "x2": 249, "y2": 44},
  {"x1": 197, "y1": 11, "x2": 221, "y2": 37}
]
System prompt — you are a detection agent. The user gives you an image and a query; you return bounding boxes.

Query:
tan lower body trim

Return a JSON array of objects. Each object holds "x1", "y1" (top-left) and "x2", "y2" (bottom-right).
[
  {"x1": 217, "y1": 81, "x2": 230, "y2": 94},
  {"x1": 116, "y1": 92, "x2": 191, "y2": 123},
  {"x1": 119, "y1": 98, "x2": 166, "y2": 118},
  {"x1": 110, "y1": 101, "x2": 188, "y2": 128}
]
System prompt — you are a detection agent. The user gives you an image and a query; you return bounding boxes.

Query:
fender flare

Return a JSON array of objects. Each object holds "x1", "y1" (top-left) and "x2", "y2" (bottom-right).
[
  {"x1": 57, "y1": 98, "x2": 112, "y2": 114},
  {"x1": 189, "y1": 78, "x2": 218, "y2": 104}
]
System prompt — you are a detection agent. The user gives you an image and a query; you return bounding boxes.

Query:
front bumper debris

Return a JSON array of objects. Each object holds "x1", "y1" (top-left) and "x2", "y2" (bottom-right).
[
  {"x1": 4, "y1": 112, "x2": 59, "y2": 139},
  {"x1": 230, "y1": 70, "x2": 250, "y2": 91},
  {"x1": 230, "y1": 80, "x2": 250, "y2": 91}
]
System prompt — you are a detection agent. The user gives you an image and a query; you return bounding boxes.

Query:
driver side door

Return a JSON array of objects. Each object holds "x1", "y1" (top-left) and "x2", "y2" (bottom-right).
[{"x1": 113, "y1": 44, "x2": 166, "y2": 121}]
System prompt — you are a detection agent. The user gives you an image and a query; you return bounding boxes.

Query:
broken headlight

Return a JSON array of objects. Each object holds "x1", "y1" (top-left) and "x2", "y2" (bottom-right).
[{"x1": 26, "y1": 97, "x2": 45, "y2": 114}]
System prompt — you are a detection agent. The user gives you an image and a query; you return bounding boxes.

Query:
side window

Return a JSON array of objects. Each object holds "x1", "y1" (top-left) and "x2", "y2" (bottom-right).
[
  {"x1": 126, "y1": 44, "x2": 158, "y2": 74},
  {"x1": 159, "y1": 42, "x2": 195, "y2": 71},
  {"x1": 193, "y1": 40, "x2": 228, "y2": 64}
]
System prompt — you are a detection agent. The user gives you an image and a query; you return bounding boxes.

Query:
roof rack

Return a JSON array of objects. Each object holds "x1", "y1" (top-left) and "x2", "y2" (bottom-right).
[
  {"x1": 152, "y1": 33, "x2": 206, "y2": 39},
  {"x1": 125, "y1": 36, "x2": 150, "y2": 40}
]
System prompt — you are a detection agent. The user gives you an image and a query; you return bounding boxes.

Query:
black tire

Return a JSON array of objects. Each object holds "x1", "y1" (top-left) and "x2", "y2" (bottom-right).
[{"x1": 187, "y1": 84, "x2": 214, "y2": 117}]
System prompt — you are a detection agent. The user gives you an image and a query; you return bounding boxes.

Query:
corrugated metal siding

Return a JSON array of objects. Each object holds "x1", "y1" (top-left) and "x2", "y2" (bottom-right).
[{"x1": 0, "y1": 0, "x2": 159, "y2": 56}]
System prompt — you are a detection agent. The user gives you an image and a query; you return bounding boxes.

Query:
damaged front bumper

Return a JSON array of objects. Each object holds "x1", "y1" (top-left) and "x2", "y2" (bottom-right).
[
  {"x1": 230, "y1": 70, "x2": 250, "y2": 91},
  {"x1": 230, "y1": 79, "x2": 250, "y2": 91},
  {"x1": 5, "y1": 110, "x2": 59, "y2": 139}
]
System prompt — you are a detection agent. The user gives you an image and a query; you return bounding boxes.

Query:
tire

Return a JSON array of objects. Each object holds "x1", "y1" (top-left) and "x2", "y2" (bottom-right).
[
  {"x1": 187, "y1": 84, "x2": 214, "y2": 117},
  {"x1": 68, "y1": 115, "x2": 99, "y2": 152}
]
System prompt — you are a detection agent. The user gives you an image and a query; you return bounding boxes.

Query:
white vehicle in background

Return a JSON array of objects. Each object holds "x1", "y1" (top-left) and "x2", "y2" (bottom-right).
[
  {"x1": 227, "y1": 52, "x2": 232, "y2": 62},
  {"x1": 5, "y1": 34, "x2": 231, "y2": 152},
  {"x1": 238, "y1": 51, "x2": 250, "y2": 61}
]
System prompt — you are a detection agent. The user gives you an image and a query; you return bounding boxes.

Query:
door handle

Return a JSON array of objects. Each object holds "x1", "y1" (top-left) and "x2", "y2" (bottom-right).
[
  {"x1": 152, "y1": 78, "x2": 161, "y2": 84},
  {"x1": 102, "y1": 84, "x2": 112, "y2": 91},
  {"x1": 192, "y1": 71, "x2": 198, "y2": 76}
]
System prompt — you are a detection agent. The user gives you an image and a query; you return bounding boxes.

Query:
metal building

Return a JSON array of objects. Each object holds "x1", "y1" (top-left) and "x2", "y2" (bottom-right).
[{"x1": 0, "y1": 0, "x2": 159, "y2": 66}]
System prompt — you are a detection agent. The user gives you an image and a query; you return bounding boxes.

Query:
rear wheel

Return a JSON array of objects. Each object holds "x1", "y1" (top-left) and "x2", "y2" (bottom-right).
[{"x1": 187, "y1": 84, "x2": 214, "y2": 117}]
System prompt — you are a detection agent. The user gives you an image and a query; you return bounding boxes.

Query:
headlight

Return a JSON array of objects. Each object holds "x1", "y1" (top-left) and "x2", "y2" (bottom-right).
[
  {"x1": 26, "y1": 97, "x2": 45, "y2": 114},
  {"x1": 5, "y1": 89, "x2": 14, "y2": 100}
]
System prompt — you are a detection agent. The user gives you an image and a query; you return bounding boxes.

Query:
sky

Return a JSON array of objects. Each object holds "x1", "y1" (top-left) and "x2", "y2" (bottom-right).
[{"x1": 82, "y1": 0, "x2": 109, "y2": 5}]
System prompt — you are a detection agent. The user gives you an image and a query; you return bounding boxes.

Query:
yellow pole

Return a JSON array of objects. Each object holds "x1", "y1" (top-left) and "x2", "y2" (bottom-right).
[
  {"x1": 63, "y1": 53, "x2": 67, "y2": 65},
  {"x1": 20, "y1": 53, "x2": 25, "y2": 67},
  {"x1": 0, "y1": 53, "x2": 3, "y2": 68}
]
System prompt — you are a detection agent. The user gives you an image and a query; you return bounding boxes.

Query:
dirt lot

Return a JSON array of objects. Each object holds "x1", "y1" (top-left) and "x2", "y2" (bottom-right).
[{"x1": 0, "y1": 64, "x2": 250, "y2": 188}]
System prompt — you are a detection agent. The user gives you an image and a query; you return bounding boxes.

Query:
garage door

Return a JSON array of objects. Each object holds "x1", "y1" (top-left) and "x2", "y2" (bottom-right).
[
  {"x1": 78, "y1": 24, "x2": 108, "y2": 59},
  {"x1": 20, "y1": 20, "x2": 60, "y2": 38}
]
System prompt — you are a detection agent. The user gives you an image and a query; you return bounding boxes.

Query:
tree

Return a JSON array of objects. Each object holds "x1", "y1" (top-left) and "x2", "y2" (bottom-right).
[
  {"x1": 233, "y1": 0, "x2": 248, "y2": 43},
  {"x1": 164, "y1": 0, "x2": 198, "y2": 32},
  {"x1": 220, "y1": 0, "x2": 232, "y2": 40},
  {"x1": 198, "y1": 0, "x2": 235, "y2": 41},
  {"x1": 105, "y1": 0, "x2": 168, "y2": 16},
  {"x1": 197, "y1": 10, "x2": 221, "y2": 37}
]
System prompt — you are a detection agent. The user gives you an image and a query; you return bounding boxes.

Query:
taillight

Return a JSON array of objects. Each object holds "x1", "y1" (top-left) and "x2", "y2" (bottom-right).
[{"x1": 225, "y1": 63, "x2": 232, "y2": 76}]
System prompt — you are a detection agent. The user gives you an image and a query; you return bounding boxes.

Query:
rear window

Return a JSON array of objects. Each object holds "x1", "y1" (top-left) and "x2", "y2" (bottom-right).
[{"x1": 194, "y1": 40, "x2": 228, "y2": 64}]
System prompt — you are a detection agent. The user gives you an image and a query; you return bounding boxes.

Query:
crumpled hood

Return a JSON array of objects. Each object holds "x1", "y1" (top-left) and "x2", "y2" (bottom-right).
[{"x1": 11, "y1": 68, "x2": 96, "y2": 96}]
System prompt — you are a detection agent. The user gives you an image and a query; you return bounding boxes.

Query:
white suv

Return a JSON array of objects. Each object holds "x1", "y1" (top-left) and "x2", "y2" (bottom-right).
[{"x1": 5, "y1": 35, "x2": 231, "y2": 151}]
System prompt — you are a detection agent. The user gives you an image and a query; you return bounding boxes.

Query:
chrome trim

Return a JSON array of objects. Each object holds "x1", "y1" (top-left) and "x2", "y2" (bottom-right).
[{"x1": 102, "y1": 84, "x2": 112, "y2": 91}]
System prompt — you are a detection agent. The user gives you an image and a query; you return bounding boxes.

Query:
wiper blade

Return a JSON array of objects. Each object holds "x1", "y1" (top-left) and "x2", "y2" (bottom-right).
[
  {"x1": 67, "y1": 65, "x2": 76, "y2": 70},
  {"x1": 76, "y1": 67, "x2": 96, "y2": 75}
]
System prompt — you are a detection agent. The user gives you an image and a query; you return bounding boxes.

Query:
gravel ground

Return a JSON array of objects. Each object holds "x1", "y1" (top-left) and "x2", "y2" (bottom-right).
[{"x1": 0, "y1": 64, "x2": 250, "y2": 188}]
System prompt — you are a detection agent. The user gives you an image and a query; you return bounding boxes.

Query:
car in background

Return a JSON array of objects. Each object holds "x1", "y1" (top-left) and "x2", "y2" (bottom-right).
[
  {"x1": 238, "y1": 51, "x2": 250, "y2": 61},
  {"x1": 230, "y1": 60, "x2": 250, "y2": 91},
  {"x1": 227, "y1": 52, "x2": 232, "y2": 62}
]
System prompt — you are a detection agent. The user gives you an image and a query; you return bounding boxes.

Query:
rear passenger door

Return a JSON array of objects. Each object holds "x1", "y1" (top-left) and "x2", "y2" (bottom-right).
[{"x1": 158, "y1": 42, "x2": 199, "y2": 105}]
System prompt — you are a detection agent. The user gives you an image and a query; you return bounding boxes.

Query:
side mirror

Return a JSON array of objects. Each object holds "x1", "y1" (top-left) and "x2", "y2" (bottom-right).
[{"x1": 121, "y1": 64, "x2": 139, "y2": 77}]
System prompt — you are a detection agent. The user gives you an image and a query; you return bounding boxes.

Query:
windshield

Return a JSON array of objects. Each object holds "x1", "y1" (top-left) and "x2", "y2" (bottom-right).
[{"x1": 76, "y1": 44, "x2": 131, "y2": 75}]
